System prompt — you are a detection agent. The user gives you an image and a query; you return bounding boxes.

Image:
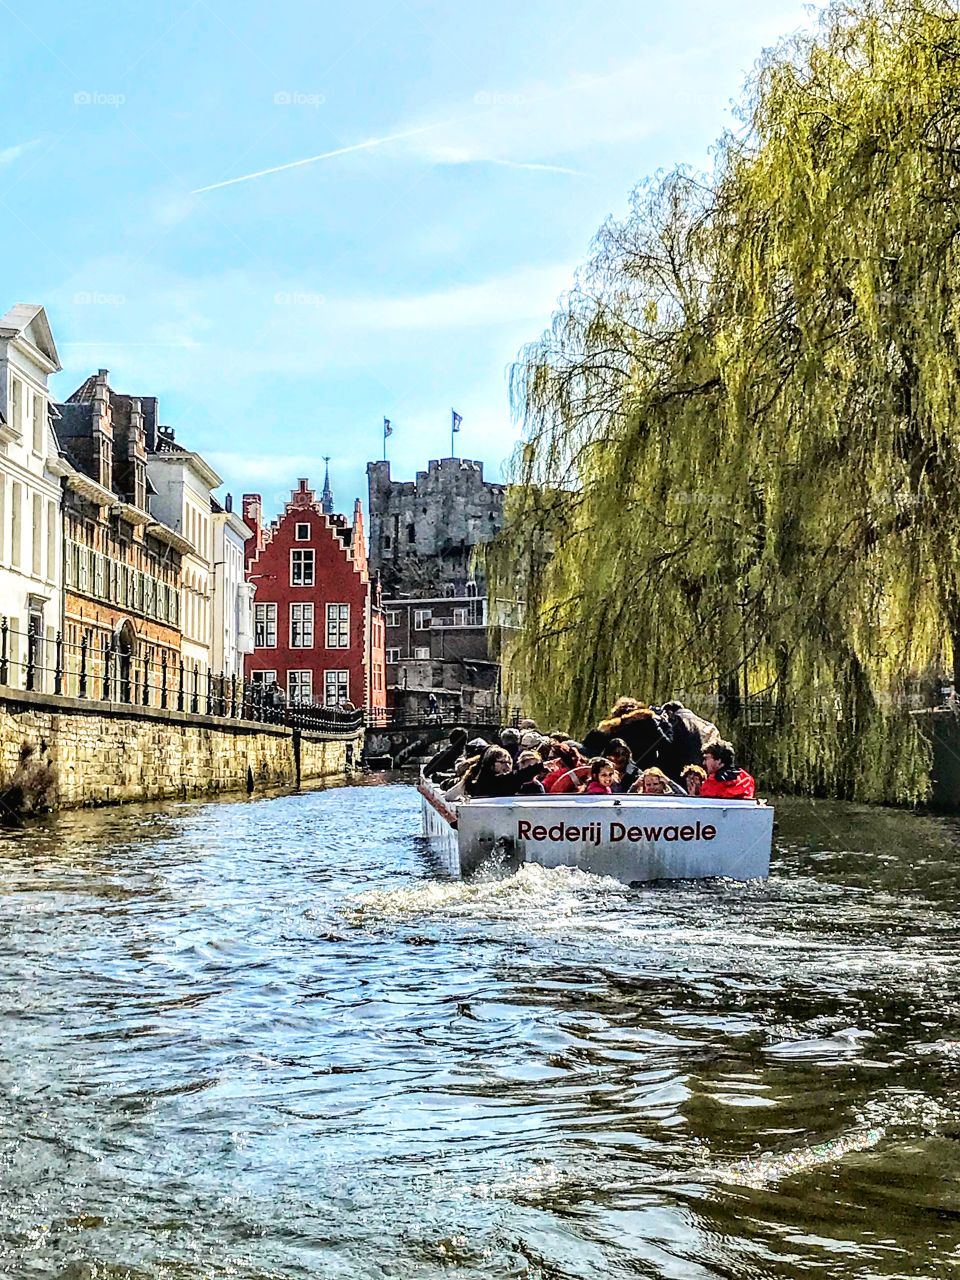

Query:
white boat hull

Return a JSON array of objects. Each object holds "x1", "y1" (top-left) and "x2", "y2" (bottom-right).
[{"x1": 419, "y1": 781, "x2": 773, "y2": 883}]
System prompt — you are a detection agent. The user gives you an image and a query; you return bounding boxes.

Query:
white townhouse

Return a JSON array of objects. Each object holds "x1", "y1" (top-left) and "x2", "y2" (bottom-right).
[
  {"x1": 146, "y1": 428, "x2": 220, "y2": 679},
  {"x1": 0, "y1": 304, "x2": 66, "y2": 688},
  {"x1": 210, "y1": 494, "x2": 255, "y2": 678}
]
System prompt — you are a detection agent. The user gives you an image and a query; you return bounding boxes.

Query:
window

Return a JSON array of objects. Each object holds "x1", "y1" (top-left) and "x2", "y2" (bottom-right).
[
  {"x1": 385, "y1": 609, "x2": 400, "y2": 628},
  {"x1": 453, "y1": 607, "x2": 469, "y2": 626},
  {"x1": 94, "y1": 553, "x2": 106, "y2": 600},
  {"x1": 323, "y1": 669, "x2": 348, "y2": 706},
  {"x1": 289, "y1": 669, "x2": 313, "y2": 705},
  {"x1": 10, "y1": 482, "x2": 22, "y2": 568},
  {"x1": 32, "y1": 391, "x2": 44, "y2": 454},
  {"x1": 414, "y1": 609, "x2": 432, "y2": 630},
  {"x1": 386, "y1": 647, "x2": 400, "y2": 663},
  {"x1": 295, "y1": 523, "x2": 310, "y2": 541},
  {"x1": 255, "y1": 602, "x2": 277, "y2": 647},
  {"x1": 414, "y1": 646, "x2": 430, "y2": 660},
  {"x1": 45, "y1": 501, "x2": 56, "y2": 581},
  {"x1": 407, "y1": 524, "x2": 416, "y2": 544},
  {"x1": 290, "y1": 602, "x2": 314, "y2": 647},
  {"x1": 382, "y1": 534, "x2": 392, "y2": 550},
  {"x1": 9, "y1": 376, "x2": 22, "y2": 435},
  {"x1": 290, "y1": 548, "x2": 314, "y2": 586},
  {"x1": 31, "y1": 494, "x2": 42, "y2": 575},
  {"x1": 326, "y1": 602, "x2": 349, "y2": 648},
  {"x1": 465, "y1": 581, "x2": 478, "y2": 598},
  {"x1": 251, "y1": 669, "x2": 277, "y2": 685}
]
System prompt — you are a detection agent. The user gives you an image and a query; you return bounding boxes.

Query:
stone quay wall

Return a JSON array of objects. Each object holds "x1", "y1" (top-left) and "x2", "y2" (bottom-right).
[{"x1": 0, "y1": 688, "x2": 362, "y2": 809}]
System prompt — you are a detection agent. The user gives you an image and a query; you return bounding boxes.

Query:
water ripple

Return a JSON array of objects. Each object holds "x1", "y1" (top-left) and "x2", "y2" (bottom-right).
[{"x1": 0, "y1": 784, "x2": 958, "y2": 1277}]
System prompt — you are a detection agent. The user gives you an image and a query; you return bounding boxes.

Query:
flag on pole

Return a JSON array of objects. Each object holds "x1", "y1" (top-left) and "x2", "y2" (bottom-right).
[
  {"x1": 383, "y1": 417, "x2": 393, "y2": 437},
  {"x1": 451, "y1": 409, "x2": 462, "y2": 433}
]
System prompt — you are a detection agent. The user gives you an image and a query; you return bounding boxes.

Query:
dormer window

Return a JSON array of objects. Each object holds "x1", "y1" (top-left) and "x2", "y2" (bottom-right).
[{"x1": 295, "y1": 522, "x2": 310, "y2": 541}]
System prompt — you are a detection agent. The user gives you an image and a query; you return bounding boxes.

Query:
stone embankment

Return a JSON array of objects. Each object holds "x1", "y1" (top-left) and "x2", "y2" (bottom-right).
[{"x1": 0, "y1": 689, "x2": 362, "y2": 811}]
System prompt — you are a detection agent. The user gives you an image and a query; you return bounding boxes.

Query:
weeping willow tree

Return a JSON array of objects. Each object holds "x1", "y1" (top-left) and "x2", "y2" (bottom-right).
[{"x1": 487, "y1": 0, "x2": 960, "y2": 802}]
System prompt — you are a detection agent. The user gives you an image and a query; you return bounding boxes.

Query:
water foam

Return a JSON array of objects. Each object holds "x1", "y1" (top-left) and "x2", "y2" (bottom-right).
[
  {"x1": 715, "y1": 1128, "x2": 885, "y2": 1189},
  {"x1": 342, "y1": 862, "x2": 624, "y2": 925}
]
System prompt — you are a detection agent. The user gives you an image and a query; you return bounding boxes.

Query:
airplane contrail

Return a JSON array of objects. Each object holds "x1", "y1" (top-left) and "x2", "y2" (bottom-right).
[
  {"x1": 192, "y1": 121, "x2": 450, "y2": 194},
  {"x1": 487, "y1": 159, "x2": 584, "y2": 176}
]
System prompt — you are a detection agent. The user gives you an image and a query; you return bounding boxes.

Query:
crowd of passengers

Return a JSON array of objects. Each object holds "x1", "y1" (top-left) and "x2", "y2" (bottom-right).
[{"x1": 424, "y1": 697, "x2": 757, "y2": 802}]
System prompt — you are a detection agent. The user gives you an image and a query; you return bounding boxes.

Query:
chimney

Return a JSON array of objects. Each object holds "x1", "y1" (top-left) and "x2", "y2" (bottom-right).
[
  {"x1": 242, "y1": 493, "x2": 263, "y2": 566},
  {"x1": 225, "y1": 492, "x2": 233, "y2": 513},
  {"x1": 92, "y1": 370, "x2": 113, "y2": 491},
  {"x1": 128, "y1": 396, "x2": 147, "y2": 509}
]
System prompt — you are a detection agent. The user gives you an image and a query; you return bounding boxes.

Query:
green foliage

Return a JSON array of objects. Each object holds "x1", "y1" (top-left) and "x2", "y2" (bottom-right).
[{"x1": 486, "y1": 0, "x2": 960, "y2": 802}]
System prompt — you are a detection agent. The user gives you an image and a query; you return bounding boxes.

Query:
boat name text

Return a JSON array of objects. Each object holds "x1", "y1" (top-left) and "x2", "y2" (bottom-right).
[{"x1": 515, "y1": 819, "x2": 718, "y2": 845}]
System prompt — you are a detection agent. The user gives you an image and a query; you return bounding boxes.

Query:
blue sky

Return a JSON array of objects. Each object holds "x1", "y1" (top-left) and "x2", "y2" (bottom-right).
[{"x1": 2, "y1": 0, "x2": 823, "y2": 520}]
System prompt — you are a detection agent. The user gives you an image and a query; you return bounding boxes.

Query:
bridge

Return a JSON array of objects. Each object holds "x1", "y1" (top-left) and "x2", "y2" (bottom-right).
[{"x1": 362, "y1": 708, "x2": 523, "y2": 767}]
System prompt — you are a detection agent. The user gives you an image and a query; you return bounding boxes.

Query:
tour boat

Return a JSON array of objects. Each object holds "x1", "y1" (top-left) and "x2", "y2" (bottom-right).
[{"x1": 418, "y1": 774, "x2": 774, "y2": 883}]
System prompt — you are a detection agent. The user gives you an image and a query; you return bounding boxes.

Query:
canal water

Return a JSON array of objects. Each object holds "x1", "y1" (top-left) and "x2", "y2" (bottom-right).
[{"x1": 1, "y1": 779, "x2": 958, "y2": 1279}]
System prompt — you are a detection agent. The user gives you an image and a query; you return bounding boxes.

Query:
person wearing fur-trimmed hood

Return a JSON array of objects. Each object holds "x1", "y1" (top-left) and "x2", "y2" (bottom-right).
[{"x1": 580, "y1": 697, "x2": 673, "y2": 771}]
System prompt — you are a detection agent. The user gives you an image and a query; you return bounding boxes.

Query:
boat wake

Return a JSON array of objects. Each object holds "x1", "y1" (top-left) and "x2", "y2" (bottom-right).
[
  {"x1": 342, "y1": 862, "x2": 627, "y2": 925},
  {"x1": 713, "y1": 1086, "x2": 958, "y2": 1190},
  {"x1": 714, "y1": 1127, "x2": 885, "y2": 1189}
]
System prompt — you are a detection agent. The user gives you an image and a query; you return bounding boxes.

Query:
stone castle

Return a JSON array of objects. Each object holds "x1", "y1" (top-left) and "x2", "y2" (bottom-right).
[{"x1": 366, "y1": 458, "x2": 505, "y2": 596}]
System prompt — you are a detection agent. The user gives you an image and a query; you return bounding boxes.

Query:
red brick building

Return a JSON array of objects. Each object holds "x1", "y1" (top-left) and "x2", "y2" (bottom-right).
[{"x1": 242, "y1": 478, "x2": 385, "y2": 713}]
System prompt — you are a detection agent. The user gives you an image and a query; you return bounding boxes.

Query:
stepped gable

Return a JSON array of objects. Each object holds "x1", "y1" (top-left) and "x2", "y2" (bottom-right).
[{"x1": 245, "y1": 479, "x2": 368, "y2": 582}]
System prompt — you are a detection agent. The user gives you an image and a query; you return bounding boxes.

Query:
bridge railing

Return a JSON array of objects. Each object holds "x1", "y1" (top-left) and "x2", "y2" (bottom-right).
[{"x1": 364, "y1": 706, "x2": 523, "y2": 731}]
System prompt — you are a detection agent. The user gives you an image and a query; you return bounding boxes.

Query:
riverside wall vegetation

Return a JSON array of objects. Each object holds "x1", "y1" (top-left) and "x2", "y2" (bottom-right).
[{"x1": 0, "y1": 688, "x2": 362, "y2": 811}]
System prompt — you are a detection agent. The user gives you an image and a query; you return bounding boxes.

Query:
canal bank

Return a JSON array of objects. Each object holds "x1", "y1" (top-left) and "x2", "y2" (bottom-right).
[{"x1": 0, "y1": 686, "x2": 363, "y2": 810}]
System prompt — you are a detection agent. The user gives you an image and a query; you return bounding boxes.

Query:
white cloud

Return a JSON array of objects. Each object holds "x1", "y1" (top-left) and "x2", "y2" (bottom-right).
[
  {"x1": 0, "y1": 139, "x2": 41, "y2": 167},
  {"x1": 398, "y1": 5, "x2": 826, "y2": 172},
  {"x1": 54, "y1": 257, "x2": 571, "y2": 374}
]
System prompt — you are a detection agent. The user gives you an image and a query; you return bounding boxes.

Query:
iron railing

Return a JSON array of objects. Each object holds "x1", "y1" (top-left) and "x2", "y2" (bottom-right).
[
  {"x1": 0, "y1": 616, "x2": 363, "y2": 736},
  {"x1": 363, "y1": 705, "x2": 523, "y2": 730}
]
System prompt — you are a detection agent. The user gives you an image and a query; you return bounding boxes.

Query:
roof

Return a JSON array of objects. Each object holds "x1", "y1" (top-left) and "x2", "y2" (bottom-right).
[
  {"x1": 66, "y1": 372, "x2": 104, "y2": 403},
  {"x1": 0, "y1": 303, "x2": 61, "y2": 372},
  {"x1": 53, "y1": 401, "x2": 94, "y2": 439}
]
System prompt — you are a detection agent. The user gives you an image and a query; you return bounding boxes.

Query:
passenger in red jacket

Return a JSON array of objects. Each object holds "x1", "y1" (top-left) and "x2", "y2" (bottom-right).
[{"x1": 700, "y1": 740, "x2": 756, "y2": 799}]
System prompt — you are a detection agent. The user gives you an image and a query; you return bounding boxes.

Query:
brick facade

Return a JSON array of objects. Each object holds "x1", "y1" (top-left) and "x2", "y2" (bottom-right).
[
  {"x1": 55, "y1": 371, "x2": 187, "y2": 703},
  {"x1": 242, "y1": 479, "x2": 385, "y2": 713}
]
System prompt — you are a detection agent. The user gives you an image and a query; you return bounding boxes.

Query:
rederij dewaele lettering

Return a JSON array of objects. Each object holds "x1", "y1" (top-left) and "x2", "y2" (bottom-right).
[{"x1": 515, "y1": 820, "x2": 717, "y2": 844}]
